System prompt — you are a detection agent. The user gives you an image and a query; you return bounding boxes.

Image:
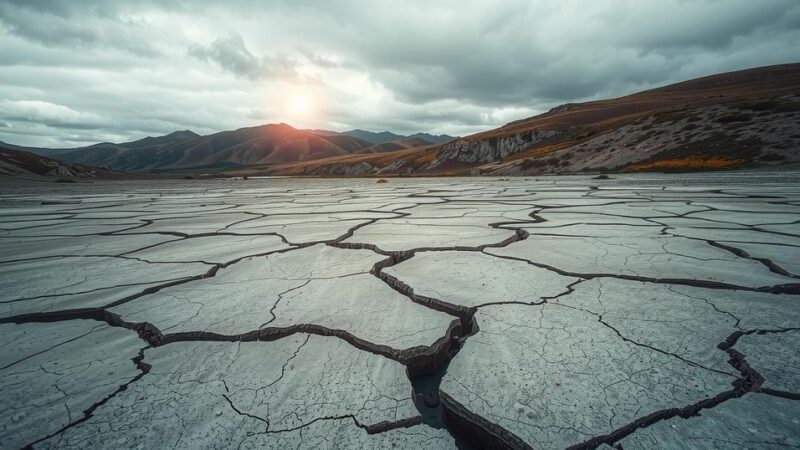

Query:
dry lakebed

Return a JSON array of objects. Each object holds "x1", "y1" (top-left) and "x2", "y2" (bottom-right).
[{"x1": 1, "y1": 172, "x2": 799, "y2": 449}]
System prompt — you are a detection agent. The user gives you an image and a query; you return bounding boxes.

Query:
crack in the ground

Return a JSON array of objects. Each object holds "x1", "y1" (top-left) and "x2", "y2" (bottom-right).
[
  {"x1": 566, "y1": 327, "x2": 800, "y2": 450},
  {"x1": 19, "y1": 345, "x2": 152, "y2": 449},
  {"x1": 705, "y1": 240, "x2": 799, "y2": 279},
  {"x1": 481, "y1": 250, "x2": 800, "y2": 294}
]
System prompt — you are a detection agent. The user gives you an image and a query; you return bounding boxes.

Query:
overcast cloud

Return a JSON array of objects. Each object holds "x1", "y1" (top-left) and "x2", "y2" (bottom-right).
[{"x1": 0, "y1": 0, "x2": 798, "y2": 146}]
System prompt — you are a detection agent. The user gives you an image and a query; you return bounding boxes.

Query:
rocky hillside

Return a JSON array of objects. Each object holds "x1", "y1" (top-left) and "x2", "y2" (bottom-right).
[
  {"x1": 489, "y1": 97, "x2": 800, "y2": 175},
  {"x1": 246, "y1": 63, "x2": 800, "y2": 176}
]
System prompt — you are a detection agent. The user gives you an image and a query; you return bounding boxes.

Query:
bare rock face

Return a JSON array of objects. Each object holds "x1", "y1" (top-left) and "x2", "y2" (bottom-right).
[
  {"x1": 317, "y1": 161, "x2": 377, "y2": 175},
  {"x1": 376, "y1": 158, "x2": 410, "y2": 174},
  {"x1": 427, "y1": 129, "x2": 561, "y2": 168}
]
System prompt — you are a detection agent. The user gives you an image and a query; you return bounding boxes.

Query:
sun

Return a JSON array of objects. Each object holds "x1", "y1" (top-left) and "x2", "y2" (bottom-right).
[
  {"x1": 289, "y1": 94, "x2": 310, "y2": 117},
  {"x1": 280, "y1": 88, "x2": 318, "y2": 123}
]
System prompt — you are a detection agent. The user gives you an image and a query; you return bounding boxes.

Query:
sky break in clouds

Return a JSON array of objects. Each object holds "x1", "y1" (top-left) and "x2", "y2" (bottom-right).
[{"x1": 0, "y1": 0, "x2": 799, "y2": 147}]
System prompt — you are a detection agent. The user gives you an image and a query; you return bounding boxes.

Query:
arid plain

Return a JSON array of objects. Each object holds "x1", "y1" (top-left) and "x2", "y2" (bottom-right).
[{"x1": 1, "y1": 173, "x2": 799, "y2": 449}]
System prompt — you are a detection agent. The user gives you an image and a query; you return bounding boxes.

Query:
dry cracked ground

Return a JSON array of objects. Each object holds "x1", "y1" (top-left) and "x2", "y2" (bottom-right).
[{"x1": 1, "y1": 172, "x2": 799, "y2": 449}]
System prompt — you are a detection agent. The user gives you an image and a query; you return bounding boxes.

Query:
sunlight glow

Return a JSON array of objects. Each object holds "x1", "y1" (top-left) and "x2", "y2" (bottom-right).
[{"x1": 289, "y1": 94, "x2": 310, "y2": 117}]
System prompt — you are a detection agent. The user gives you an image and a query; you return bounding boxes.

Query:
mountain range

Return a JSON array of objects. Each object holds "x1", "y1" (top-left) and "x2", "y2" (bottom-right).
[
  {"x1": 2, "y1": 63, "x2": 799, "y2": 178},
  {"x1": 0, "y1": 128, "x2": 456, "y2": 174}
]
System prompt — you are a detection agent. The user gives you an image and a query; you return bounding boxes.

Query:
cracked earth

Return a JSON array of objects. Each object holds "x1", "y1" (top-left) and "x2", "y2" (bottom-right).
[{"x1": 1, "y1": 172, "x2": 799, "y2": 449}]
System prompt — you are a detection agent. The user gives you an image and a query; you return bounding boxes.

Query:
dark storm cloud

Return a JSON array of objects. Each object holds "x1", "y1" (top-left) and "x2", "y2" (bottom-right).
[
  {"x1": 0, "y1": 0, "x2": 799, "y2": 146},
  {"x1": 0, "y1": 1, "x2": 162, "y2": 56},
  {"x1": 331, "y1": 0, "x2": 800, "y2": 105}
]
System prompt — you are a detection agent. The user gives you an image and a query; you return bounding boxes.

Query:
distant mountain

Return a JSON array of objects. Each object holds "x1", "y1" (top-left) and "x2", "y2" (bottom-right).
[
  {"x1": 327, "y1": 129, "x2": 455, "y2": 144},
  {"x1": 337, "y1": 129, "x2": 405, "y2": 144},
  {"x1": 407, "y1": 133, "x2": 455, "y2": 144},
  {"x1": 355, "y1": 137, "x2": 433, "y2": 154},
  {"x1": 0, "y1": 145, "x2": 115, "y2": 179},
  {"x1": 317, "y1": 135, "x2": 373, "y2": 153},
  {"x1": 302, "y1": 129, "x2": 339, "y2": 137},
  {"x1": 119, "y1": 130, "x2": 201, "y2": 149},
  {"x1": 245, "y1": 63, "x2": 800, "y2": 176}
]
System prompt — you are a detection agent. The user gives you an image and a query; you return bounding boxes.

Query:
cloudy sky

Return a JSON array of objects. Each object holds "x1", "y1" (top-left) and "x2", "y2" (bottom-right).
[{"x1": 1, "y1": 0, "x2": 799, "y2": 147}]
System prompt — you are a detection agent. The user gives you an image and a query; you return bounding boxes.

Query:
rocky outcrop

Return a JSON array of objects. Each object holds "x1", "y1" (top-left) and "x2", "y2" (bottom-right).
[
  {"x1": 547, "y1": 103, "x2": 578, "y2": 114},
  {"x1": 376, "y1": 158, "x2": 411, "y2": 174},
  {"x1": 316, "y1": 161, "x2": 378, "y2": 175},
  {"x1": 427, "y1": 129, "x2": 561, "y2": 169},
  {"x1": 47, "y1": 164, "x2": 96, "y2": 178}
]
